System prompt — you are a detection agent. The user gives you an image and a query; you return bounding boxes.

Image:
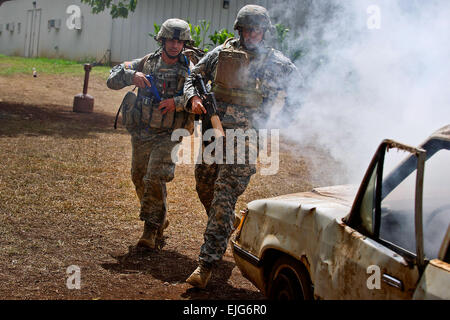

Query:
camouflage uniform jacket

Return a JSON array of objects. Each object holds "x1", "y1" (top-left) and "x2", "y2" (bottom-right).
[
  {"x1": 107, "y1": 48, "x2": 192, "y2": 139},
  {"x1": 184, "y1": 38, "x2": 298, "y2": 130}
]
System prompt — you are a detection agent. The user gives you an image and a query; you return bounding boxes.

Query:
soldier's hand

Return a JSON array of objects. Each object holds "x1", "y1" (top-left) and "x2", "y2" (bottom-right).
[
  {"x1": 132, "y1": 72, "x2": 151, "y2": 89},
  {"x1": 191, "y1": 96, "x2": 207, "y2": 115},
  {"x1": 158, "y1": 98, "x2": 176, "y2": 115}
]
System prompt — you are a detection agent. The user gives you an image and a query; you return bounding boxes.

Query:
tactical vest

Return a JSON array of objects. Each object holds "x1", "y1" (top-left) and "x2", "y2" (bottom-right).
[
  {"x1": 212, "y1": 38, "x2": 266, "y2": 108},
  {"x1": 138, "y1": 51, "x2": 194, "y2": 132}
]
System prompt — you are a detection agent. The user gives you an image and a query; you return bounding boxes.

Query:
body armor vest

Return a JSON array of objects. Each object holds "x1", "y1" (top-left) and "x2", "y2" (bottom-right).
[
  {"x1": 213, "y1": 38, "x2": 264, "y2": 108},
  {"x1": 138, "y1": 52, "x2": 192, "y2": 131}
]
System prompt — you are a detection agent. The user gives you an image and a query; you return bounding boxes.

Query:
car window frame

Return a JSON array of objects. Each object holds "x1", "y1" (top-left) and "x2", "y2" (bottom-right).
[
  {"x1": 344, "y1": 139, "x2": 427, "y2": 271},
  {"x1": 438, "y1": 225, "x2": 450, "y2": 263},
  {"x1": 380, "y1": 137, "x2": 450, "y2": 264}
]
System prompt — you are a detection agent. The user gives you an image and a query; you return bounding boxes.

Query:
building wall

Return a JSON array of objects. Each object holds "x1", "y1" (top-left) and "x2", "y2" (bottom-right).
[
  {"x1": 109, "y1": 0, "x2": 272, "y2": 62},
  {"x1": 0, "y1": 0, "x2": 112, "y2": 61},
  {"x1": 0, "y1": 0, "x2": 29, "y2": 57},
  {"x1": 0, "y1": 0, "x2": 306, "y2": 63}
]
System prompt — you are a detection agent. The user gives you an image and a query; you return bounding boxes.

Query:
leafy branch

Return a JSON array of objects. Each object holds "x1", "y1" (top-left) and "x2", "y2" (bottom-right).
[
  {"x1": 188, "y1": 20, "x2": 211, "y2": 50},
  {"x1": 209, "y1": 29, "x2": 235, "y2": 47},
  {"x1": 148, "y1": 23, "x2": 161, "y2": 39},
  {"x1": 273, "y1": 23, "x2": 304, "y2": 62},
  {"x1": 80, "y1": 0, "x2": 138, "y2": 19}
]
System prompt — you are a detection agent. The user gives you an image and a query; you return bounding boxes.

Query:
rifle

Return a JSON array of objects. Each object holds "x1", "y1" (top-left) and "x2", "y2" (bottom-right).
[{"x1": 193, "y1": 74, "x2": 225, "y2": 137}]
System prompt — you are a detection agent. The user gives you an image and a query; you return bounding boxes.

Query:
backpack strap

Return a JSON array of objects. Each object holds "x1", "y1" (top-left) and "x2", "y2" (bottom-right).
[
  {"x1": 183, "y1": 54, "x2": 191, "y2": 75},
  {"x1": 222, "y1": 37, "x2": 235, "y2": 48},
  {"x1": 137, "y1": 53, "x2": 152, "y2": 72},
  {"x1": 114, "y1": 106, "x2": 121, "y2": 130},
  {"x1": 114, "y1": 87, "x2": 137, "y2": 129}
]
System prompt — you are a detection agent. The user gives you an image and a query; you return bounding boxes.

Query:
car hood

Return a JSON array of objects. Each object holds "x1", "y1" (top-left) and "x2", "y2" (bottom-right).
[
  {"x1": 274, "y1": 185, "x2": 357, "y2": 205},
  {"x1": 247, "y1": 184, "x2": 358, "y2": 224}
]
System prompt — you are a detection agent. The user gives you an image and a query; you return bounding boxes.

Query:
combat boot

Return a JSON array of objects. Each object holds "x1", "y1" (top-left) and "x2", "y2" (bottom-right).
[
  {"x1": 137, "y1": 223, "x2": 157, "y2": 249},
  {"x1": 186, "y1": 263, "x2": 212, "y2": 289}
]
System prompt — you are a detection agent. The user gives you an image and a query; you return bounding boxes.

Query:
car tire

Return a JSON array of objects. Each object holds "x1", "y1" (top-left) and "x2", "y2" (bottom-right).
[{"x1": 267, "y1": 256, "x2": 313, "y2": 300}]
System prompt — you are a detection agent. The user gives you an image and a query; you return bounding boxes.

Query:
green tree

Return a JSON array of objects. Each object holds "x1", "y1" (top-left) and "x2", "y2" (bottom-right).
[
  {"x1": 188, "y1": 20, "x2": 210, "y2": 50},
  {"x1": 148, "y1": 23, "x2": 161, "y2": 39},
  {"x1": 209, "y1": 29, "x2": 235, "y2": 47},
  {"x1": 80, "y1": 0, "x2": 138, "y2": 19},
  {"x1": 273, "y1": 23, "x2": 304, "y2": 62},
  {"x1": 274, "y1": 23, "x2": 290, "y2": 53}
]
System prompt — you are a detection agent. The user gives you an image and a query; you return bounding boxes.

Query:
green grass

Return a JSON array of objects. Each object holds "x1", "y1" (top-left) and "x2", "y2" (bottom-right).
[{"x1": 0, "y1": 54, "x2": 111, "y2": 77}]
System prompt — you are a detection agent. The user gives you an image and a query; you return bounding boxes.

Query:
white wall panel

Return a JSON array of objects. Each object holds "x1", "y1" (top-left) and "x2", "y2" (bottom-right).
[
  {"x1": 111, "y1": 0, "x2": 276, "y2": 62},
  {"x1": 0, "y1": 0, "x2": 112, "y2": 61},
  {"x1": 1, "y1": 0, "x2": 305, "y2": 63}
]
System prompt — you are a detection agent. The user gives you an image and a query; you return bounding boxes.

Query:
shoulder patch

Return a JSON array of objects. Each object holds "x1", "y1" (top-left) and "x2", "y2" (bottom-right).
[{"x1": 124, "y1": 61, "x2": 137, "y2": 70}]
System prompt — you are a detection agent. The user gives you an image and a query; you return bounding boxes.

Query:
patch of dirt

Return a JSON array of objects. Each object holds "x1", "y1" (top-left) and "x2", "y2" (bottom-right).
[
  {"x1": 0, "y1": 73, "x2": 127, "y2": 114},
  {"x1": 0, "y1": 73, "x2": 340, "y2": 300}
]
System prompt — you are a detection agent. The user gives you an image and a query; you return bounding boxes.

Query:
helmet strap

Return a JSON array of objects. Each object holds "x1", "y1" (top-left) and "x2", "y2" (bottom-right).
[{"x1": 163, "y1": 46, "x2": 181, "y2": 59}]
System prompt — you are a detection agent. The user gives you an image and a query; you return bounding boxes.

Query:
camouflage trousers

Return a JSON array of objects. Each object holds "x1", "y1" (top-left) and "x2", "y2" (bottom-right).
[
  {"x1": 195, "y1": 149, "x2": 256, "y2": 266},
  {"x1": 131, "y1": 132, "x2": 178, "y2": 231}
]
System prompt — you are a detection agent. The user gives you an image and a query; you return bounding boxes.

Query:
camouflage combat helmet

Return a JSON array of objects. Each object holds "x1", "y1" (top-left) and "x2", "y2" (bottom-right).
[
  {"x1": 233, "y1": 5, "x2": 272, "y2": 31},
  {"x1": 156, "y1": 18, "x2": 192, "y2": 43}
]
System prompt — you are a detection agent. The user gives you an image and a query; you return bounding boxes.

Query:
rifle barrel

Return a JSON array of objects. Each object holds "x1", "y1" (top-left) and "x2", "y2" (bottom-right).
[{"x1": 198, "y1": 76, "x2": 208, "y2": 94}]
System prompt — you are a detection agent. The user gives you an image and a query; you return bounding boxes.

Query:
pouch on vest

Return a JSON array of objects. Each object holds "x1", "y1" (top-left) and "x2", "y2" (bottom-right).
[
  {"x1": 116, "y1": 91, "x2": 139, "y2": 134},
  {"x1": 215, "y1": 49, "x2": 250, "y2": 89},
  {"x1": 148, "y1": 105, "x2": 163, "y2": 128},
  {"x1": 161, "y1": 109, "x2": 175, "y2": 128},
  {"x1": 114, "y1": 53, "x2": 152, "y2": 131},
  {"x1": 147, "y1": 107, "x2": 193, "y2": 133},
  {"x1": 213, "y1": 47, "x2": 263, "y2": 108},
  {"x1": 141, "y1": 102, "x2": 152, "y2": 125}
]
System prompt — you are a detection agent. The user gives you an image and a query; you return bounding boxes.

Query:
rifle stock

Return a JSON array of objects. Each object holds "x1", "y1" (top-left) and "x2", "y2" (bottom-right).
[
  {"x1": 193, "y1": 75, "x2": 225, "y2": 138},
  {"x1": 210, "y1": 115, "x2": 225, "y2": 138}
]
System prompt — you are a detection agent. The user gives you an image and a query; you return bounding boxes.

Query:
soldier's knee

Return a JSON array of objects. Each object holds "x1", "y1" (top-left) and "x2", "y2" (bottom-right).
[
  {"x1": 144, "y1": 171, "x2": 174, "y2": 183},
  {"x1": 215, "y1": 176, "x2": 249, "y2": 196},
  {"x1": 148, "y1": 161, "x2": 175, "y2": 181}
]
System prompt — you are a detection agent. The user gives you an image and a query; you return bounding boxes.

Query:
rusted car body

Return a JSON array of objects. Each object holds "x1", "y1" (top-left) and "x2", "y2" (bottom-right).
[{"x1": 232, "y1": 125, "x2": 450, "y2": 299}]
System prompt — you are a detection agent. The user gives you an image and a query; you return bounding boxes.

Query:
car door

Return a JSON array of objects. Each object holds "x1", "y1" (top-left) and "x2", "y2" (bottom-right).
[
  {"x1": 332, "y1": 131, "x2": 450, "y2": 300},
  {"x1": 413, "y1": 225, "x2": 450, "y2": 299},
  {"x1": 314, "y1": 140, "x2": 423, "y2": 299},
  {"x1": 379, "y1": 134, "x2": 450, "y2": 300}
]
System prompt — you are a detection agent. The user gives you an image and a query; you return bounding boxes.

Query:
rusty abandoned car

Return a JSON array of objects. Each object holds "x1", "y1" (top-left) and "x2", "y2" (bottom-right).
[{"x1": 232, "y1": 125, "x2": 450, "y2": 300}]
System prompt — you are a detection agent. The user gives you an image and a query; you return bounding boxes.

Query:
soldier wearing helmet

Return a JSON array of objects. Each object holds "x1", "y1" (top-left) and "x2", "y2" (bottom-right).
[
  {"x1": 234, "y1": 4, "x2": 273, "y2": 50},
  {"x1": 107, "y1": 18, "x2": 195, "y2": 250},
  {"x1": 184, "y1": 5, "x2": 299, "y2": 288}
]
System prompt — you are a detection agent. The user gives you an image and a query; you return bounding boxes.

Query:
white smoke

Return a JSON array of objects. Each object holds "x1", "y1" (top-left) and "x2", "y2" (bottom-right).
[{"x1": 274, "y1": 0, "x2": 450, "y2": 184}]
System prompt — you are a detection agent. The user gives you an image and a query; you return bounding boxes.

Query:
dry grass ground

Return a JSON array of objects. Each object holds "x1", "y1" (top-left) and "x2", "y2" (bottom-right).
[{"x1": 0, "y1": 72, "x2": 340, "y2": 300}]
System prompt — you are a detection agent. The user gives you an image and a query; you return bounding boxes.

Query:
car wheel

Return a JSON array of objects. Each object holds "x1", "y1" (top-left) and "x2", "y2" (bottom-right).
[{"x1": 267, "y1": 256, "x2": 313, "y2": 300}]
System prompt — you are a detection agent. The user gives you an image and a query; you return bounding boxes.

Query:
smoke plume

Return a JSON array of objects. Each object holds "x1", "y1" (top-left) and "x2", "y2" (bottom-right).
[{"x1": 274, "y1": 0, "x2": 450, "y2": 184}]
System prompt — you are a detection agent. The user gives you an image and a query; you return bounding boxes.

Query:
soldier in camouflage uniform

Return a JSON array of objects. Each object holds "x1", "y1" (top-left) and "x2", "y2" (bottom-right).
[
  {"x1": 107, "y1": 19, "x2": 194, "y2": 249},
  {"x1": 184, "y1": 5, "x2": 298, "y2": 288}
]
